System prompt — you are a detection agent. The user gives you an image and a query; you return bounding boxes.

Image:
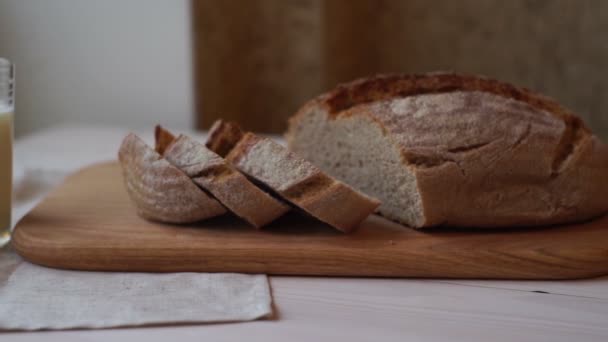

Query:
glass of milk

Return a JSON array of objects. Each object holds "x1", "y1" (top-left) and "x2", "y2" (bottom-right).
[{"x1": 0, "y1": 58, "x2": 14, "y2": 247}]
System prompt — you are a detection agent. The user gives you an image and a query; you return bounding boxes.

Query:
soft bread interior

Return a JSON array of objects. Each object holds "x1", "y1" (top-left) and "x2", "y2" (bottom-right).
[{"x1": 288, "y1": 108, "x2": 424, "y2": 227}]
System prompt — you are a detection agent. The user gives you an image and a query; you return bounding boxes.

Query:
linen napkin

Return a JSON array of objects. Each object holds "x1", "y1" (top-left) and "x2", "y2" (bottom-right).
[{"x1": 0, "y1": 168, "x2": 272, "y2": 331}]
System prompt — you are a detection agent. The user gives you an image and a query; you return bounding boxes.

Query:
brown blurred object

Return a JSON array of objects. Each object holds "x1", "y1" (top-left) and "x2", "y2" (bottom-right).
[
  {"x1": 192, "y1": 0, "x2": 608, "y2": 140},
  {"x1": 192, "y1": 0, "x2": 322, "y2": 134}
]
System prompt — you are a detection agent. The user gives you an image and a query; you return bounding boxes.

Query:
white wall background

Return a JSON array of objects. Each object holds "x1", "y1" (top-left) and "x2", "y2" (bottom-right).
[{"x1": 0, "y1": 0, "x2": 193, "y2": 137}]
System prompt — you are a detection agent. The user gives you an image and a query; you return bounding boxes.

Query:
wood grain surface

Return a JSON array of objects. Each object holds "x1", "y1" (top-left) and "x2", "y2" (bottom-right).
[{"x1": 11, "y1": 162, "x2": 608, "y2": 279}]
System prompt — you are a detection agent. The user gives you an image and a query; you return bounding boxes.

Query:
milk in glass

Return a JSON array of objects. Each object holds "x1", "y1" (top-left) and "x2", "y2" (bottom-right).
[
  {"x1": 0, "y1": 110, "x2": 12, "y2": 242},
  {"x1": 0, "y1": 59, "x2": 14, "y2": 246}
]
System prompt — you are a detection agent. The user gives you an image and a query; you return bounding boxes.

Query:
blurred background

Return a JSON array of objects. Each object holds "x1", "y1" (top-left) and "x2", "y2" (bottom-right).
[{"x1": 0, "y1": 0, "x2": 607, "y2": 139}]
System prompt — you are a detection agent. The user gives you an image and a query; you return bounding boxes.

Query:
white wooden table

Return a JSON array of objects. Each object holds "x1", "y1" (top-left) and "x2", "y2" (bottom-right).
[{"x1": 6, "y1": 124, "x2": 608, "y2": 342}]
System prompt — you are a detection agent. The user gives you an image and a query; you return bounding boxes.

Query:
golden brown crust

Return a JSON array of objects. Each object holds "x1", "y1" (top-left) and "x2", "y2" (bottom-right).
[
  {"x1": 320, "y1": 73, "x2": 587, "y2": 127},
  {"x1": 286, "y1": 72, "x2": 590, "y2": 156},
  {"x1": 154, "y1": 125, "x2": 176, "y2": 155},
  {"x1": 224, "y1": 132, "x2": 260, "y2": 166},
  {"x1": 205, "y1": 120, "x2": 245, "y2": 157}
]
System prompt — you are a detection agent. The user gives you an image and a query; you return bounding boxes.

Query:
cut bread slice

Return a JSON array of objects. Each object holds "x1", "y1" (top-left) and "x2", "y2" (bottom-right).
[
  {"x1": 286, "y1": 72, "x2": 608, "y2": 228},
  {"x1": 118, "y1": 133, "x2": 226, "y2": 223},
  {"x1": 220, "y1": 131, "x2": 380, "y2": 233},
  {"x1": 162, "y1": 133, "x2": 289, "y2": 228},
  {"x1": 205, "y1": 120, "x2": 244, "y2": 158}
]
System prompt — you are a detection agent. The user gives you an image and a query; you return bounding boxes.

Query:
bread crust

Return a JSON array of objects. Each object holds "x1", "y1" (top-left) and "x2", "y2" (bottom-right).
[
  {"x1": 118, "y1": 133, "x2": 226, "y2": 223},
  {"x1": 287, "y1": 73, "x2": 608, "y2": 228},
  {"x1": 205, "y1": 120, "x2": 245, "y2": 158},
  {"x1": 315, "y1": 72, "x2": 585, "y2": 123},
  {"x1": 154, "y1": 125, "x2": 176, "y2": 155}
]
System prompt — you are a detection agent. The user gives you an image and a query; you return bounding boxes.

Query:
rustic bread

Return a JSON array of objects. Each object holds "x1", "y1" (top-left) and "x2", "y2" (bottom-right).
[
  {"x1": 286, "y1": 72, "x2": 608, "y2": 228},
  {"x1": 118, "y1": 133, "x2": 226, "y2": 223},
  {"x1": 162, "y1": 133, "x2": 289, "y2": 228},
  {"x1": 220, "y1": 131, "x2": 381, "y2": 232}
]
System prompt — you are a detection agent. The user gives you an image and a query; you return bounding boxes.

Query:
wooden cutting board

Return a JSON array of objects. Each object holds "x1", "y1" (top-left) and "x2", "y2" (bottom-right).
[{"x1": 12, "y1": 162, "x2": 608, "y2": 279}]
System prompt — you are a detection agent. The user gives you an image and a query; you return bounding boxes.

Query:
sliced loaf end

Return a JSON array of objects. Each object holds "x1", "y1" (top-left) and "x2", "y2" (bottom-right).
[
  {"x1": 287, "y1": 73, "x2": 608, "y2": 229},
  {"x1": 118, "y1": 133, "x2": 226, "y2": 224}
]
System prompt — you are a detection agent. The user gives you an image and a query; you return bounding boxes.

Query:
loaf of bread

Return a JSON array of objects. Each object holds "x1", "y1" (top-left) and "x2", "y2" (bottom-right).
[
  {"x1": 286, "y1": 73, "x2": 608, "y2": 228},
  {"x1": 119, "y1": 124, "x2": 378, "y2": 232}
]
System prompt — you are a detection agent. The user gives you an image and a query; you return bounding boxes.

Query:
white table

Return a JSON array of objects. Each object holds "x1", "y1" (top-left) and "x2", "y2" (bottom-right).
[{"x1": 6, "y1": 124, "x2": 608, "y2": 342}]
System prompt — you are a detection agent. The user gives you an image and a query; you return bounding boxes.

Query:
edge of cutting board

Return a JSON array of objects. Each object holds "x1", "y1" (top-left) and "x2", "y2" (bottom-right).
[{"x1": 11, "y1": 162, "x2": 608, "y2": 279}]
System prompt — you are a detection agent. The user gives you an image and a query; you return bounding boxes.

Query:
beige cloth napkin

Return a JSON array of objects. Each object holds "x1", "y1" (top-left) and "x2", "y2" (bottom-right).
[{"x1": 0, "y1": 168, "x2": 272, "y2": 331}]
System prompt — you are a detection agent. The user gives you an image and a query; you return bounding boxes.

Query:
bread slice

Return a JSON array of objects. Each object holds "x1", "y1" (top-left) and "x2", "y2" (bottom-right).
[
  {"x1": 205, "y1": 120, "x2": 244, "y2": 158},
  {"x1": 118, "y1": 133, "x2": 226, "y2": 223},
  {"x1": 220, "y1": 131, "x2": 381, "y2": 233},
  {"x1": 286, "y1": 72, "x2": 608, "y2": 228},
  {"x1": 162, "y1": 133, "x2": 289, "y2": 228}
]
